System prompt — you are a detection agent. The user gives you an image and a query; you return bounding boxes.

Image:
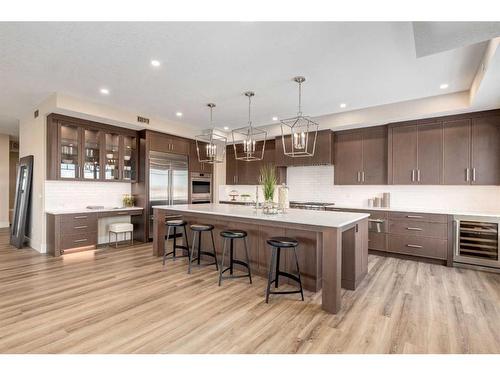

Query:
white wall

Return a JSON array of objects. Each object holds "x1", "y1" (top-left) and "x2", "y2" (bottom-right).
[
  {"x1": 220, "y1": 165, "x2": 500, "y2": 213},
  {"x1": 19, "y1": 95, "x2": 57, "y2": 251},
  {"x1": 0, "y1": 134, "x2": 10, "y2": 228}
]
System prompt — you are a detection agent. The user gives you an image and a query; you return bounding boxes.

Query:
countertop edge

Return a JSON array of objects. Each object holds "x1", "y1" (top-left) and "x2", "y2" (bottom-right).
[{"x1": 45, "y1": 207, "x2": 144, "y2": 215}]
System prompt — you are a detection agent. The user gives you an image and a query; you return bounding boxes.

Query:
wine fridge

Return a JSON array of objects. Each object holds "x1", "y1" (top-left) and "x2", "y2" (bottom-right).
[{"x1": 453, "y1": 215, "x2": 500, "y2": 269}]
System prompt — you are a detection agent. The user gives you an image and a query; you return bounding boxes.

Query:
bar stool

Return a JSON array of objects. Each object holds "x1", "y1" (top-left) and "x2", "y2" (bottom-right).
[
  {"x1": 265, "y1": 237, "x2": 304, "y2": 303},
  {"x1": 188, "y1": 224, "x2": 219, "y2": 274},
  {"x1": 218, "y1": 230, "x2": 252, "y2": 286},
  {"x1": 163, "y1": 219, "x2": 190, "y2": 266}
]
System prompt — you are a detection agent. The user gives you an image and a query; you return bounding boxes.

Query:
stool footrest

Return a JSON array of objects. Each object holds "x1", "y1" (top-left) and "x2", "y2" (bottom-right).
[
  {"x1": 268, "y1": 289, "x2": 303, "y2": 295},
  {"x1": 190, "y1": 250, "x2": 217, "y2": 259},
  {"x1": 276, "y1": 271, "x2": 301, "y2": 284}
]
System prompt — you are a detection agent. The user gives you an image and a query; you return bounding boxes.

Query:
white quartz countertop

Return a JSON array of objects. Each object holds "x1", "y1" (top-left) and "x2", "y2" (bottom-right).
[
  {"x1": 152, "y1": 204, "x2": 369, "y2": 228},
  {"x1": 45, "y1": 206, "x2": 143, "y2": 215},
  {"x1": 327, "y1": 204, "x2": 500, "y2": 218}
]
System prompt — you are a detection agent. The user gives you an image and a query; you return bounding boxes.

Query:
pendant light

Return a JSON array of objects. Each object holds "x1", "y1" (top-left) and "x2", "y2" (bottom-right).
[
  {"x1": 195, "y1": 103, "x2": 227, "y2": 164},
  {"x1": 280, "y1": 76, "x2": 319, "y2": 157},
  {"x1": 232, "y1": 91, "x2": 267, "y2": 162}
]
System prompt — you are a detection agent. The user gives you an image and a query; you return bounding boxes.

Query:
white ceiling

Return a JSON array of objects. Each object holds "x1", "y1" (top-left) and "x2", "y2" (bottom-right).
[{"x1": 0, "y1": 22, "x2": 497, "y2": 136}]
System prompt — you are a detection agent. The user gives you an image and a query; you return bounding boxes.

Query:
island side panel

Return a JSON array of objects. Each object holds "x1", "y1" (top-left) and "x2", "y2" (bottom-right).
[
  {"x1": 321, "y1": 227, "x2": 342, "y2": 314},
  {"x1": 152, "y1": 208, "x2": 167, "y2": 257},
  {"x1": 170, "y1": 211, "x2": 322, "y2": 292}
]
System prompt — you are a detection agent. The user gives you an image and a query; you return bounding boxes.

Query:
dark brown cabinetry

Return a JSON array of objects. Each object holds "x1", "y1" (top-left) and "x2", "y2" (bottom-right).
[
  {"x1": 443, "y1": 115, "x2": 500, "y2": 185},
  {"x1": 47, "y1": 114, "x2": 138, "y2": 182},
  {"x1": 149, "y1": 133, "x2": 189, "y2": 155},
  {"x1": 274, "y1": 130, "x2": 334, "y2": 167},
  {"x1": 389, "y1": 121, "x2": 442, "y2": 185},
  {"x1": 188, "y1": 140, "x2": 213, "y2": 174},
  {"x1": 226, "y1": 140, "x2": 286, "y2": 185},
  {"x1": 334, "y1": 126, "x2": 387, "y2": 185}
]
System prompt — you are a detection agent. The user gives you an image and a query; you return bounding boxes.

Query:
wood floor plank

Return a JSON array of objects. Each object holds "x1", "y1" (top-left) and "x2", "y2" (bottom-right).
[{"x1": 0, "y1": 228, "x2": 499, "y2": 353}]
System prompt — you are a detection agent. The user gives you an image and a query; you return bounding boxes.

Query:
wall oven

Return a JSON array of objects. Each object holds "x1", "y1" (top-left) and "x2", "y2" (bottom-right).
[
  {"x1": 453, "y1": 215, "x2": 500, "y2": 269},
  {"x1": 191, "y1": 172, "x2": 212, "y2": 204}
]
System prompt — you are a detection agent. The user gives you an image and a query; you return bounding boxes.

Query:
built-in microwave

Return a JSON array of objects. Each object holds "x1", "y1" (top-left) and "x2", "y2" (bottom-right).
[{"x1": 191, "y1": 172, "x2": 212, "y2": 203}]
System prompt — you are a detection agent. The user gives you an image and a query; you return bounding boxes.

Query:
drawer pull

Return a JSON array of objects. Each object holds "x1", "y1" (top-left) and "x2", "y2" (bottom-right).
[
  {"x1": 74, "y1": 215, "x2": 88, "y2": 219},
  {"x1": 406, "y1": 227, "x2": 423, "y2": 231},
  {"x1": 406, "y1": 244, "x2": 423, "y2": 248},
  {"x1": 74, "y1": 225, "x2": 88, "y2": 229},
  {"x1": 406, "y1": 215, "x2": 423, "y2": 219},
  {"x1": 117, "y1": 212, "x2": 129, "y2": 215},
  {"x1": 74, "y1": 238, "x2": 88, "y2": 243}
]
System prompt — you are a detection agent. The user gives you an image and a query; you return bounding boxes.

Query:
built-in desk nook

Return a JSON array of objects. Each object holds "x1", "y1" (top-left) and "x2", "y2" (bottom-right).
[{"x1": 46, "y1": 207, "x2": 143, "y2": 256}]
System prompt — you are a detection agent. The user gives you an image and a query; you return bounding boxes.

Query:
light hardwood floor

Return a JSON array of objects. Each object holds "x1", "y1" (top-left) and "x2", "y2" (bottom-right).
[{"x1": 1, "y1": 228, "x2": 499, "y2": 354}]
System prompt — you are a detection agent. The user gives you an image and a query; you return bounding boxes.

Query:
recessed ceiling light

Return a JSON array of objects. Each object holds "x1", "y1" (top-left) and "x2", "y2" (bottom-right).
[
  {"x1": 176, "y1": 112, "x2": 183, "y2": 117},
  {"x1": 223, "y1": 126, "x2": 229, "y2": 130},
  {"x1": 272, "y1": 116, "x2": 278, "y2": 121},
  {"x1": 100, "y1": 88, "x2": 110, "y2": 95},
  {"x1": 340, "y1": 103, "x2": 347, "y2": 108},
  {"x1": 151, "y1": 60, "x2": 161, "y2": 67},
  {"x1": 440, "y1": 83, "x2": 449, "y2": 89}
]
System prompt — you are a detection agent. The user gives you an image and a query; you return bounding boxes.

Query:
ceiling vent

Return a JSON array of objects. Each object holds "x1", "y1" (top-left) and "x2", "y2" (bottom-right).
[{"x1": 137, "y1": 116, "x2": 150, "y2": 125}]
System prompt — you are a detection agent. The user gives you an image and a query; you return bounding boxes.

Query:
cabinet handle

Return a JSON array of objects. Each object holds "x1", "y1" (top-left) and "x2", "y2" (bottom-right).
[
  {"x1": 74, "y1": 238, "x2": 88, "y2": 243},
  {"x1": 406, "y1": 244, "x2": 423, "y2": 248},
  {"x1": 362, "y1": 171, "x2": 365, "y2": 182},
  {"x1": 406, "y1": 215, "x2": 423, "y2": 219},
  {"x1": 117, "y1": 212, "x2": 129, "y2": 215},
  {"x1": 417, "y1": 169, "x2": 420, "y2": 182},
  {"x1": 74, "y1": 225, "x2": 88, "y2": 229},
  {"x1": 406, "y1": 227, "x2": 423, "y2": 231},
  {"x1": 411, "y1": 169, "x2": 415, "y2": 182},
  {"x1": 74, "y1": 215, "x2": 88, "y2": 219},
  {"x1": 472, "y1": 168, "x2": 476, "y2": 182}
]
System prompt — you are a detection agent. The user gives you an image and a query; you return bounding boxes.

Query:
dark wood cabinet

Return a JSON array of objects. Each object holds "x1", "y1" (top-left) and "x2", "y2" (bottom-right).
[
  {"x1": 334, "y1": 131, "x2": 363, "y2": 184},
  {"x1": 189, "y1": 140, "x2": 213, "y2": 174},
  {"x1": 150, "y1": 133, "x2": 189, "y2": 155},
  {"x1": 443, "y1": 114, "x2": 500, "y2": 185},
  {"x1": 471, "y1": 115, "x2": 500, "y2": 185},
  {"x1": 275, "y1": 130, "x2": 334, "y2": 167},
  {"x1": 225, "y1": 140, "x2": 286, "y2": 185},
  {"x1": 47, "y1": 114, "x2": 138, "y2": 182},
  {"x1": 334, "y1": 126, "x2": 387, "y2": 185},
  {"x1": 443, "y1": 119, "x2": 471, "y2": 185},
  {"x1": 389, "y1": 121, "x2": 442, "y2": 184}
]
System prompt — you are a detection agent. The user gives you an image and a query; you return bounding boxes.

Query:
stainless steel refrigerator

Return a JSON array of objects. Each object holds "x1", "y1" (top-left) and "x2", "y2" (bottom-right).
[{"x1": 149, "y1": 151, "x2": 188, "y2": 238}]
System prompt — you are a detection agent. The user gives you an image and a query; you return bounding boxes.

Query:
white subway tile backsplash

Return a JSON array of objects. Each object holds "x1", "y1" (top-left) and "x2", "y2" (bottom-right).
[
  {"x1": 45, "y1": 180, "x2": 131, "y2": 211},
  {"x1": 219, "y1": 165, "x2": 500, "y2": 212}
]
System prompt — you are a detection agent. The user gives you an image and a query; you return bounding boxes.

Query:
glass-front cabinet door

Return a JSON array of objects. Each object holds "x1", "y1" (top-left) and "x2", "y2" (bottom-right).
[
  {"x1": 105, "y1": 133, "x2": 120, "y2": 180},
  {"x1": 122, "y1": 135, "x2": 137, "y2": 181},
  {"x1": 59, "y1": 123, "x2": 80, "y2": 179},
  {"x1": 83, "y1": 129, "x2": 101, "y2": 180}
]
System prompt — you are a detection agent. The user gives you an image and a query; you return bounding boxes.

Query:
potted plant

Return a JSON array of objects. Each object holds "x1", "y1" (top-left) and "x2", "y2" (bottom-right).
[{"x1": 259, "y1": 164, "x2": 278, "y2": 214}]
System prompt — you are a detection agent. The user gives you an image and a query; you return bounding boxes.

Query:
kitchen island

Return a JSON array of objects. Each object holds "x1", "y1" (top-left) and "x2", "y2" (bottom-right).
[{"x1": 152, "y1": 204, "x2": 369, "y2": 314}]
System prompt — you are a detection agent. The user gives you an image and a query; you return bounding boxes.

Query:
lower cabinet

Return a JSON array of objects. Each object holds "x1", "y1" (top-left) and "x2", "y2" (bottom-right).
[{"x1": 328, "y1": 207, "x2": 451, "y2": 264}]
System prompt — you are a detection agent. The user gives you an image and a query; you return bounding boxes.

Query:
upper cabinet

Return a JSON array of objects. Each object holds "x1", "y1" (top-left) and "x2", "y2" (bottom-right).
[
  {"x1": 443, "y1": 116, "x2": 500, "y2": 185},
  {"x1": 334, "y1": 126, "x2": 387, "y2": 185},
  {"x1": 149, "y1": 132, "x2": 189, "y2": 155},
  {"x1": 275, "y1": 130, "x2": 334, "y2": 167},
  {"x1": 225, "y1": 140, "x2": 286, "y2": 185},
  {"x1": 47, "y1": 114, "x2": 138, "y2": 182},
  {"x1": 388, "y1": 121, "x2": 442, "y2": 185},
  {"x1": 189, "y1": 140, "x2": 213, "y2": 174}
]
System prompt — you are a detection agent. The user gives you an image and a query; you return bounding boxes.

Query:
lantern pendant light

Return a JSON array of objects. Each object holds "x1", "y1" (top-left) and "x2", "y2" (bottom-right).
[
  {"x1": 195, "y1": 103, "x2": 227, "y2": 164},
  {"x1": 280, "y1": 76, "x2": 319, "y2": 157},
  {"x1": 232, "y1": 91, "x2": 267, "y2": 162}
]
